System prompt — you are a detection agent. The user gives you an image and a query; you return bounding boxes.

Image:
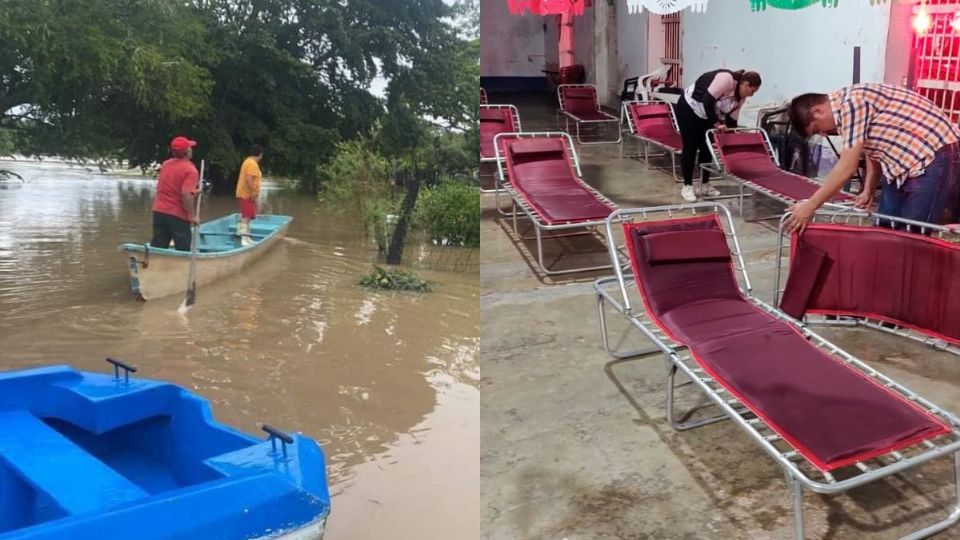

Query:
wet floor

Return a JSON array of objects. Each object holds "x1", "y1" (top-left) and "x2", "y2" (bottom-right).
[{"x1": 0, "y1": 159, "x2": 479, "y2": 539}]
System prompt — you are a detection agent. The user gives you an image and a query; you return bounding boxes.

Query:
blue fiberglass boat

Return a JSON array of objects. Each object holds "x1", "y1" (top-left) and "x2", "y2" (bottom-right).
[{"x1": 0, "y1": 360, "x2": 330, "y2": 540}]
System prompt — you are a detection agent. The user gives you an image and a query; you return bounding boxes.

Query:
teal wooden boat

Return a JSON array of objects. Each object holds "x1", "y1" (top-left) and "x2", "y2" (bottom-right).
[{"x1": 120, "y1": 214, "x2": 291, "y2": 300}]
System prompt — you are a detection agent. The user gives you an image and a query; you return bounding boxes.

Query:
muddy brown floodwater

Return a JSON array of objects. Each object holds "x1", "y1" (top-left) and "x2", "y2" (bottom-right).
[{"x1": 0, "y1": 159, "x2": 479, "y2": 539}]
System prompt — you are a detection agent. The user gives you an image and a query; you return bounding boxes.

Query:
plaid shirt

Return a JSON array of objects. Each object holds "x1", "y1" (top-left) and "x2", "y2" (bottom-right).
[{"x1": 831, "y1": 83, "x2": 960, "y2": 187}]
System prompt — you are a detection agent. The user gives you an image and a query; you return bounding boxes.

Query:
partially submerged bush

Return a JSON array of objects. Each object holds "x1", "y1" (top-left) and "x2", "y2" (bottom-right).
[
  {"x1": 359, "y1": 265, "x2": 431, "y2": 292},
  {"x1": 415, "y1": 180, "x2": 479, "y2": 247},
  {"x1": 317, "y1": 138, "x2": 393, "y2": 230}
]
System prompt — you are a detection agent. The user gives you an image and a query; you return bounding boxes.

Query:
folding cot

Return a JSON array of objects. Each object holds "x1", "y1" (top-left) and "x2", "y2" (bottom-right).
[
  {"x1": 775, "y1": 211, "x2": 960, "y2": 358},
  {"x1": 620, "y1": 100, "x2": 682, "y2": 179},
  {"x1": 479, "y1": 104, "x2": 521, "y2": 193},
  {"x1": 705, "y1": 128, "x2": 854, "y2": 215},
  {"x1": 557, "y1": 84, "x2": 621, "y2": 145},
  {"x1": 492, "y1": 132, "x2": 622, "y2": 275},
  {"x1": 594, "y1": 202, "x2": 960, "y2": 539}
]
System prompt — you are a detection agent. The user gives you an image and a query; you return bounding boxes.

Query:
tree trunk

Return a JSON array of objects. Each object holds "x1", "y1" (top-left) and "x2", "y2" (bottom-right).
[{"x1": 385, "y1": 172, "x2": 421, "y2": 265}]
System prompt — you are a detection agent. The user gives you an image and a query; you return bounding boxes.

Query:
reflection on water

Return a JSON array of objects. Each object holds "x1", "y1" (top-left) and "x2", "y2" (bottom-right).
[{"x1": 0, "y1": 159, "x2": 479, "y2": 538}]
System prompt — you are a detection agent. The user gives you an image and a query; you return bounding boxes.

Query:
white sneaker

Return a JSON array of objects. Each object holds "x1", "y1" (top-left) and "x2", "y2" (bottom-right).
[
  {"x1": 700, "y1": 184, "x2": 722, "y2": 198},
  {"x1": 680, "y1": 185, "x2": 697, "y2": 202}
]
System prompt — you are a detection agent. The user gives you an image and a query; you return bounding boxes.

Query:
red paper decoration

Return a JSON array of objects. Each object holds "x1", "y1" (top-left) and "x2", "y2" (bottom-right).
[{"x1": 506, "y1": 0, "x2": 587, "y2": 16}]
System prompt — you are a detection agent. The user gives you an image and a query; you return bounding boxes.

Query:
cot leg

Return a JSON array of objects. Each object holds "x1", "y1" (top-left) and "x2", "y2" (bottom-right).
[
  {"x1": 596, "y1": 293, "x2": 660, "y2": 359},
  {"x1": 535, "y1": 225, "x2": 546, "y2": 273},
  {"x1": 643, "y1": 141, "x2": 649, "y2": 165},
  {"x1": 666, "y1": 365, "x2": 729, "y2": 431},
  {"x1": 670, "y1": 153, "x2": 678, "y2": 182},
  {"x1": 901, "y1": 451, "x2": 960, "y2": 540},
  {"x1": 785, "y1": 471, "x2": 805, "y2": 540},
  {"x1": 512, "y1": 200, "x2": 518, "y2": 232},
  {"x1": 738, "y1": 183, "x2": 746, "y2": 218}
]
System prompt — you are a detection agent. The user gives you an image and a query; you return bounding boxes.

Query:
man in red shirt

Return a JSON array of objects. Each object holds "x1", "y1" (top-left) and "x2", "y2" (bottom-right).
[{"x1": 151, "y1": 136, "x2": 200, "y2": 250}]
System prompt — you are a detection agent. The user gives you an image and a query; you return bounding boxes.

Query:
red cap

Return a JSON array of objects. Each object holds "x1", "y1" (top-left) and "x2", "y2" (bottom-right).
[{"x1": 170, "y1": 136, "x2": 197, "y2": 152}]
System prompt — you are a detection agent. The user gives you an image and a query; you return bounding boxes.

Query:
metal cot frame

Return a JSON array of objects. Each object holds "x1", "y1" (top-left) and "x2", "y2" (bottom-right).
[
  {"x1": 557, "y1": 84, "x2": 622, "y2": 146},
  {"x1": 594, "y1": 202, "x2": 960, "y2": 540},
  {"x1": 619, "y1": 100, "x2": 681, "y2": 181},
  {"x1": 479, "y1": 104, "x2": 522, "y2": 194},
  {"x1": 703, "y1": 128, "x2": 854, "y2": 215},
  {"x1": 774, "y1": 211, "x2": 960, "y2": 358},
  {"x1": 480, "y1": 87, "x2": 487, "y2": 105},
  {"x1": 492, "y1": 131, "x2": 626, "y2": 275}
]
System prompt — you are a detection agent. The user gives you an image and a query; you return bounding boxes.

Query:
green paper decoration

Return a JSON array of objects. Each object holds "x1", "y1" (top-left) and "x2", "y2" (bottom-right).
[
  {"x1": 751, "y1": 0, "x2": 890, "y2": 11},
  {"x1": 751, "y1": 0, "x2": 838, "y2": 10}
]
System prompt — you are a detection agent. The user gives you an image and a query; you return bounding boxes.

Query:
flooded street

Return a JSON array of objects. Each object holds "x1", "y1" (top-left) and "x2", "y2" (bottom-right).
[{"x1": 0, "y1": 159, "x2": 479, "y2": 539}]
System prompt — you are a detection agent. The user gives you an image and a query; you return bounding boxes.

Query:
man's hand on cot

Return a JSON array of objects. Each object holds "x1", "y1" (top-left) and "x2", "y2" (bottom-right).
[
  {"x1": 785, "y1": 142, "x2": 863, "y2": 233},
  {"x1": 854, "y1": 157, "x2": 880, "y2": 209}
]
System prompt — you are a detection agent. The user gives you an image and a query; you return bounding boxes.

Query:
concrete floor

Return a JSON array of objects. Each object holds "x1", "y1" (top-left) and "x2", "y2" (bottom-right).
[{"x1": 480, "y1": 92, "x2": 960, "y2": 539}]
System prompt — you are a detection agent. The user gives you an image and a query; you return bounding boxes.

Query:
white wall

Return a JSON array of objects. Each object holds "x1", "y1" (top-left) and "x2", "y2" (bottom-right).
[
  {"x1": 479, "y1": 0, "x2": 546, "y2": 77},
  {"x1": 617, "y1": 1, "x2": 649, "y2": 84},
  {"x1": 544, "y1": 15, "x2": 559, "y2": 70},
  {"x1": 682, "y1": 3, "x2": 893, "y2": 103},
  {"x1": 593, "y1": 1, "x2": 615, "y2": 105}
]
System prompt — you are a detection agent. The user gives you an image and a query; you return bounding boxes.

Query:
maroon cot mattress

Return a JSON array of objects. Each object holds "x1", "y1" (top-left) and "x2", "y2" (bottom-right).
[
  {"x1": 626, "y1": 103, "x2": 681, "y2": 151},
  {"x1": 781, "y1": 224, "x2": 960, "y2": 346},
  {"x1": 502, "y1": 138, "x2": 615, "y2": 225},
  {"x1": 624, "y1": 215, "x2": 949, "y2": 471},
  {"x1": 480, "y1": 107, "x2": 516, "y2": 160},
  {"x1": 561, "y1": 87, "x2": 615, "y2": 122},
  {"x1": 715, "y1": 131, "x2": 852, "y2": 203}
]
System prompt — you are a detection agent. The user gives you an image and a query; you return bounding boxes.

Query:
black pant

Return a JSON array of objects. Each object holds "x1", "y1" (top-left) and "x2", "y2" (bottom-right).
[
  {"x1": 675, "y1": 96, "x2": 713, "y2": 186},
  {"x1": 150, "y1": 211, "x2": 192, "y2": 251}
]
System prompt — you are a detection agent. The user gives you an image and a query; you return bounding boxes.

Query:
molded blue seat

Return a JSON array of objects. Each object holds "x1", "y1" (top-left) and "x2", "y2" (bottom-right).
[
  {"x1": 0, "y1": 411, "x2": 147, "y2": 515},
  {"x1": 42, "y1": 376, "x2": 177, "y2": 434}
]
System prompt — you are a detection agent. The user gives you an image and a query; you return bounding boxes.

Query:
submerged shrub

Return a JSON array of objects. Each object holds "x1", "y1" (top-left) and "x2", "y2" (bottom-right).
[
  {"x1": 317, "y1": 138, "x2": 393, "y2": 233},
  {"x1": 415, "y1": 180, "x2": 479, "y2": 247},
  {"x1": 359, "y1": 265, "x2": 431, "y2": 292}
]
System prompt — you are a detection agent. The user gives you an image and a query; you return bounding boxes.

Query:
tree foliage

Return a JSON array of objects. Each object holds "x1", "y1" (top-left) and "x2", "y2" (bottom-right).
[
  {"x1": 416, "y1": 180, "x2": 479, "y2": 247},
  {"x1": 0, "y1": 0, "x2": 478, "y2": 190}
]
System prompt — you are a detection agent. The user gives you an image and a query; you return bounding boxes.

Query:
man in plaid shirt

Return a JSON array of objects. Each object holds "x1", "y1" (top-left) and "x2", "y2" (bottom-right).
[{"x1": 785, "y1": 83, "x2": 960, "y2": 232}]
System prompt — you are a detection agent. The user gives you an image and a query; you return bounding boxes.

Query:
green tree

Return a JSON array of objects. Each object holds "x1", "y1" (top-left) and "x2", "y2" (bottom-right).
[
  {"x1": 0, "y1": 0, "x2": 213, "y2": 161},
  {"x1": 0, "y1": 0, "x2": 477, "y2": 193}
]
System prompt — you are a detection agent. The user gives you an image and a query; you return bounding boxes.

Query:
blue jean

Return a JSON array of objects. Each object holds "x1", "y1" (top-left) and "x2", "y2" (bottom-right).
[{"x1": 877, "y1": 143, "x2": 959, "y2": 224}]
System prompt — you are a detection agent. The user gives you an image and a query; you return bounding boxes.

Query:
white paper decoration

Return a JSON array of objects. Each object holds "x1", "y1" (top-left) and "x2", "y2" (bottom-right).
[{"x1": 626, "y1": 0, "x2": 709, "y2": 14}]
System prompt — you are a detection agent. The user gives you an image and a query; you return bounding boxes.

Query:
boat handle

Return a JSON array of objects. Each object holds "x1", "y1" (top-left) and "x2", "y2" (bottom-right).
[
  {"x1": 262, "y1": 424, "x2": 294, "y2": 444},
  {"x1": 262, "y1": 424, "x2": 294, "y2": 459},
  {"x1": 106, "y1": 357, "x2": 138, "y2": 384}
]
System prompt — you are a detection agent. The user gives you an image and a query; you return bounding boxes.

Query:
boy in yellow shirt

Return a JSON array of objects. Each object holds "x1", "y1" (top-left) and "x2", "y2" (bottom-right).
[{"x1": 236, "y1": 144, "x2": 263, "y2": 246}]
